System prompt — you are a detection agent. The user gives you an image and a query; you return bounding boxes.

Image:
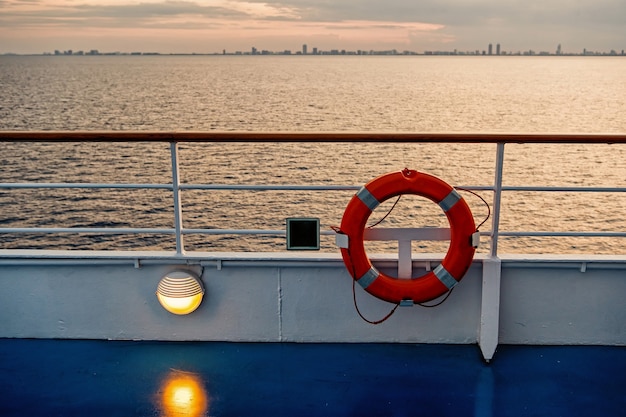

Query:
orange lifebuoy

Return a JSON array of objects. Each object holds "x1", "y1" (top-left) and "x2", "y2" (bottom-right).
[{"x1": 338, "y1": 169, "x2": 477, "y2": 304}]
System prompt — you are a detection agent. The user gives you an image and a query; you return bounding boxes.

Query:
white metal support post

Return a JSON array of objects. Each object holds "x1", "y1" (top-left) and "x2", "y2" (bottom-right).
[
  {"x1": 479, "y1": 142, "x2": 505, "y2": 362},
  {"x1": 480, "y1": 257, "x2": 501, "y2": 362},
  {"x1": 490, "y1": 142, "x2": 505, "y2": 258},
  {"x1": 170, "y1": 142, "x2": 185, "y2": 256},
  {"x1": 398, "y1": 239, "x2": 412, "y2": 278}
]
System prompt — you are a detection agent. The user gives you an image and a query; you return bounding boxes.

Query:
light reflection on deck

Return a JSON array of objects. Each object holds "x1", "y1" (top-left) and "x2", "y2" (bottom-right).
[{"x1": 158, "y1": 369, "x2": 208, "y2": 417}]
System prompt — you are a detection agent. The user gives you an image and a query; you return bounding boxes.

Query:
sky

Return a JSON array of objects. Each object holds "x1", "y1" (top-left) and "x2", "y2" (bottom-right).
[{"x1": 0, "y1": 0, "x2": 624, "y2": 54}]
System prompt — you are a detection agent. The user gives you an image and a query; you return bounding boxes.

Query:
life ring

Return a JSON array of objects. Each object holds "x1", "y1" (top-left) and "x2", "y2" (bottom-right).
[{"x1": 338, "y1": 168, "x2": 477, "y2": 304}]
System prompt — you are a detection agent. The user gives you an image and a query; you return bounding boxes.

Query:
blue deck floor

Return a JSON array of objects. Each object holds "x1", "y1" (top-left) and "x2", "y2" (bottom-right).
[{"x1": 0, "y1": 339, "x2": 624, "y2": 416}]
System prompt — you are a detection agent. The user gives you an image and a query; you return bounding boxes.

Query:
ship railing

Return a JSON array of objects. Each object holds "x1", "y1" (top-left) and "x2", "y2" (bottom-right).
[{"x1": 0, "y1": 132, "x2": 625, "y2": 260}]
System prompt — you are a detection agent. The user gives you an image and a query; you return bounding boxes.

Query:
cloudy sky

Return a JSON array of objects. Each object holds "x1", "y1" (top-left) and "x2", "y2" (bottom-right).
[{"x1": 1, "y1": 0, "x2": 624, "y2": 54}]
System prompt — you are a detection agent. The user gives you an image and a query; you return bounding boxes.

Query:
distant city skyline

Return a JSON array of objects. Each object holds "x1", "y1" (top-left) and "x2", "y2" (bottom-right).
[
  {"x1": 14, "y1": 42, "x2": 626, "y2": 57},
  {"x1": 0, "y1": 0, "x2": 624, "y2": 55}
]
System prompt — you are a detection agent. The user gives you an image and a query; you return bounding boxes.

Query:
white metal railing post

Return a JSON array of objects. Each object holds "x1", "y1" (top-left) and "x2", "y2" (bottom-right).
[
  {"x1": 479, "y1": 141, "x2": 505, "y2": 361},
  {"x1": 170, "y1": 142, "x2": 185, "y2": 255},
  {"x1": 490, "y1": 143, "x2": 505, "y2": 257}
]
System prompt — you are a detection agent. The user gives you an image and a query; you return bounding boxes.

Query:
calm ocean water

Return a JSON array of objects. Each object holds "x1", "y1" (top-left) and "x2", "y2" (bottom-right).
[{"x1": 0, "y1": 55, "x2": 625, "y2": 254}]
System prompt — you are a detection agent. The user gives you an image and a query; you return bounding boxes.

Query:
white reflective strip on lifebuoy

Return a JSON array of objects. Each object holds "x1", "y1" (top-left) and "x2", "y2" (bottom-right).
[
  {"x1": 357, "y1": 267, "x2": 379, "y2": 289},
  {"x1": 438, "y1": 189, "x2": 461, "y2": 212},
  {"x1": 433, "y1": 264, "x2": 458, "y2": 289},
  {"x1": 356, "y1": 186, "x2": 380, "y2": 211}
]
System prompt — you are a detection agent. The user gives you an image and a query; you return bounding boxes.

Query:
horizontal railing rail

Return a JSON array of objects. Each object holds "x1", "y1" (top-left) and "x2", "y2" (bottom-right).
[
  {"x1": 1, "y1": 132, "x2": 625, "y2": 257},
  {"x1": 1, "y1": 131, "x2": 626, "y2": 143}
]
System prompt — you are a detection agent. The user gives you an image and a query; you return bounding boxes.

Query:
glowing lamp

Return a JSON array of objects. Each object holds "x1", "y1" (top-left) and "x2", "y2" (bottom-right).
[{"x1": 157, "y1": 270, "x2": 204, "y2": 315}]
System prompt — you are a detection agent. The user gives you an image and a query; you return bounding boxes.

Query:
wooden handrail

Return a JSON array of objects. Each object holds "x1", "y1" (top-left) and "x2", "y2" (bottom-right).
[{"x1": 1, "y1": 131, "x2": 625, "y2": 144}]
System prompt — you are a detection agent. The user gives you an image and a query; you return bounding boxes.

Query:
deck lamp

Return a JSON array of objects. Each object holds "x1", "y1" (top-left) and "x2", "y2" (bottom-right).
[{"x1": 156, "y1": 270, "x2": 205, "y2": 315}]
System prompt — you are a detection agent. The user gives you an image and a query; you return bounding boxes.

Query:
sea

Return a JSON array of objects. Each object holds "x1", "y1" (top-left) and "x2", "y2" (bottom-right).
[{"x1": 0, "y1": 55, "x2": 625, "y2": 254}]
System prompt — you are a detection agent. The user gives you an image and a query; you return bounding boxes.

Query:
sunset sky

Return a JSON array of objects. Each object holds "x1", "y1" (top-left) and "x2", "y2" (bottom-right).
[{"x1": 1, "y1": 0, "x2": 624, "y2": 54}]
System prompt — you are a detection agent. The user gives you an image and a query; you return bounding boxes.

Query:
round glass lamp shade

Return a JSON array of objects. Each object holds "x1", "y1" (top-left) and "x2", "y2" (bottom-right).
[{"x1": 157, "y1": 271, "x2": 205, "y2": 315}]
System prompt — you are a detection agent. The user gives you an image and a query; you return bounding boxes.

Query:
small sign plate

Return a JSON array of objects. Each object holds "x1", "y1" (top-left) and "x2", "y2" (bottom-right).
[{"x1": 286, "y1": 218, "x2": 320, "y2": 250}]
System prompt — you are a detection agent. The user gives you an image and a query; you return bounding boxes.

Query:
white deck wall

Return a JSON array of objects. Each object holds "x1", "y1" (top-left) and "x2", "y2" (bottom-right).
[{"x1": 1, "y1": 253, "x2": 624, "y2": 356}]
